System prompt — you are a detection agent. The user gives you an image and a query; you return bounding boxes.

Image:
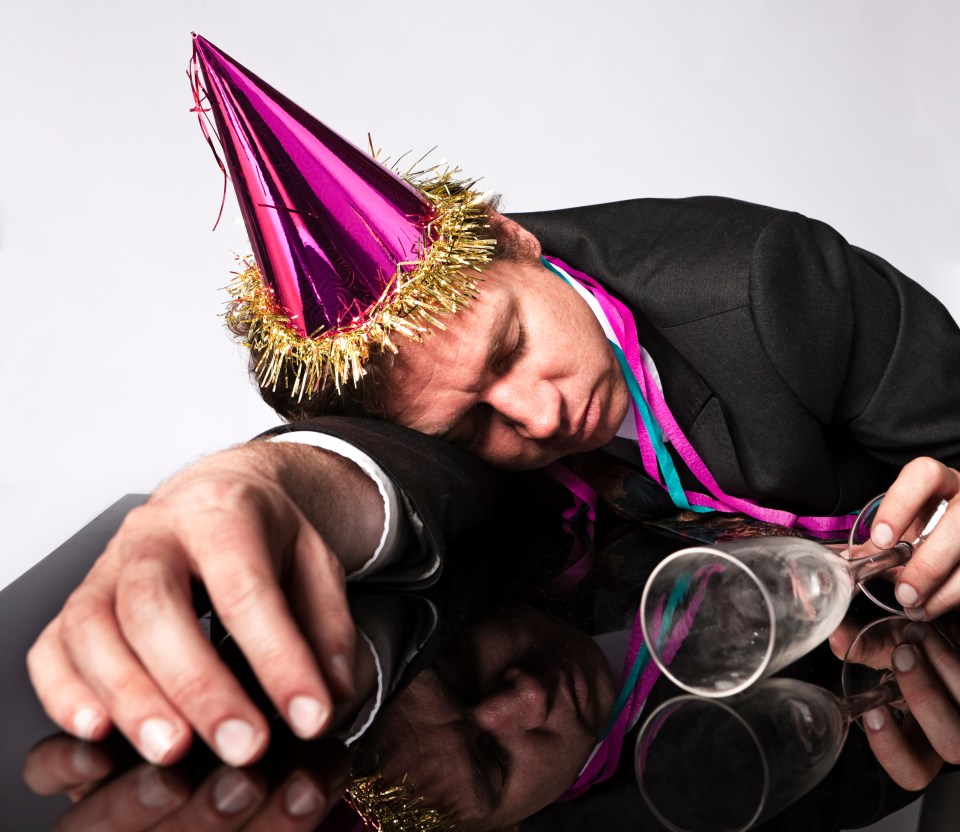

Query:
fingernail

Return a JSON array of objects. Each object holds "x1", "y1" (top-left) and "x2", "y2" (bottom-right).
[
  {"x1": 138, "y1": 767, "x2": 174, "y2": 808},
  {"x1": 872, "y1": 522, "x2": 894, "y2": 548},
  {"x1": 904, "y1": 622, "x2": 926, "y2": 644},
  {"x1": 71, "y1": 743, "x2": 98, "y2": 779},
  {"x1": 893, "y1": 644, "x2": 917, "y2": 673},
  {"x1": 214, "y1": 719, "x2": 259, "y2": 767},
  {"x1": 212, "y1": 769, "x2": 256, "y2": 814},
  {"x1": 139, "y1": 718, "x2": 178, "y2": 764},
  {"x1": 285, "y1": 775, "x2": 323, "y2": 817},
  {"x1": 896, "y1": 583, "x2": 919, "y2": 607},
  {"x1": 331, "y1": 653, "x2": 352, "y2": 689},
  {"x1": 288, "y1": 695, "x2": 328, "y2": 738},
  {"x1": 72, "y1": 707, "x2": 103, "y2": 741},
  {"x1": 864, "y1": 708, "x2": 886, "y2": 732},
  {"x1": 905, "y1": 606, "x2": 927, "y2": 621}
]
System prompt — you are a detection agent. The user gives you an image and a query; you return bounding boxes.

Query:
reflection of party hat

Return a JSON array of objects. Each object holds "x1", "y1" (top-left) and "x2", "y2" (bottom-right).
[
  {"x1": 190, "y1": 35, "x2": 494, "y2": 395},
  {"x1": 336, "y1": 774, "x2": 459, "y2": 831}
]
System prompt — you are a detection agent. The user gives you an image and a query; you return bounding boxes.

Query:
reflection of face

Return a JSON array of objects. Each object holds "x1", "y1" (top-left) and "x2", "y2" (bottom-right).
[
  {"x1": 365, "y1": 606, "x2": 616, "y2": 831},
  {"x1": 385, "y1": 221, "x2": 630, "y2": 470}
]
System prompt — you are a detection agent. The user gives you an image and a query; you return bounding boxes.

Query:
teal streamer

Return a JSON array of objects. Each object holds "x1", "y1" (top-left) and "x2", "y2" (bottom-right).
[
  {"x1": 599, "y1": 574, "x2": 694, "y2": 739},
  {"x1": 541, "y1": 257, "x2": 709, "y2": 514}
]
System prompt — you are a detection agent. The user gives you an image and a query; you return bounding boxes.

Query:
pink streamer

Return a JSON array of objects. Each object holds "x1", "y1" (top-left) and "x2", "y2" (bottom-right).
[{"x1": 544, "y1": 256, "x2": 854, "y2": 535}]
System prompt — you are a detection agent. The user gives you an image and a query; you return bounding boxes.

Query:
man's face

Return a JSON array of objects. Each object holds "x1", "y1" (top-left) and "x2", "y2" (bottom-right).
[
  {"x1": 384, "y1": 226, "x2": 630, "y2": 469},
  {"x1": 367, "y1": 606, "x2": 616, "y2": 831}
]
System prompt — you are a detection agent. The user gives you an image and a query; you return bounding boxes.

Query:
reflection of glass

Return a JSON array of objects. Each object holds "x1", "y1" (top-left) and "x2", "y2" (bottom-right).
[
  {"x1": 840, "y1": 616, "x2": 910, "y2": 716},
  {"x1": 847, "y1": 494, "x2": 947, "y2": 614},
  {"x1": 635, "y1": 677, "x2": 901, "y2": 832}
]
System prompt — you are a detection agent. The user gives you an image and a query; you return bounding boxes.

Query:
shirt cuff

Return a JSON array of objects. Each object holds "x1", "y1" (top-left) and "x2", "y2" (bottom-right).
[
  {"x1": 341, "y1": 628, "x2": 384, "y2": 746},
  {"x1": 267, "y1": 431, "x2": 406, "y2": 579}
]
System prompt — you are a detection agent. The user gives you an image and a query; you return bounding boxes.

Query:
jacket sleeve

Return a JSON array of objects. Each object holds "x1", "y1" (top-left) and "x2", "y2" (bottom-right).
[
  {"x1": 750, "y1": 211, "x2": 960, "y2": 471},
  {"x1": 261, "y1": 416, "x2": 505, "y2": 587}
]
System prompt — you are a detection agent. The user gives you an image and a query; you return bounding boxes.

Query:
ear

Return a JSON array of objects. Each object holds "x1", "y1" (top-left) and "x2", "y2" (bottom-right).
[{"x1": 487, "y1": 211, "x2": 543, "y2": 261}]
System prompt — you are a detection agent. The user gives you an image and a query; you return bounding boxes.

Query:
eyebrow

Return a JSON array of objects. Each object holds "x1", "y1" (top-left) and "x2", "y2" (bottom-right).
[
  {"x1": 463, "y1": 727, "x2": 500, "y2": 816},
  {"x1": 430, "y1": 309, "x2": 512, "y2": 441}
]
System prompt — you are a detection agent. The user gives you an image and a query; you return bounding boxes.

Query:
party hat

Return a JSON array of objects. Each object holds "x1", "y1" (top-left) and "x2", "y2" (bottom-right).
[{"x1": 190, "y1": 35, "x2": 494, "y2": 395}]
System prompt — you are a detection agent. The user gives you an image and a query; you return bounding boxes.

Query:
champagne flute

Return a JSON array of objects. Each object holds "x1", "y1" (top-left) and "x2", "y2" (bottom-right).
[
  {"x1": 846, "y1": 494, "x2": 947, "y2": 614},
  {"x1": 635, "y1": 677, "x2": 901, "y2": 832},
  {"x1": 639, "y1": 494, "x2": 945, "y2": 697}
]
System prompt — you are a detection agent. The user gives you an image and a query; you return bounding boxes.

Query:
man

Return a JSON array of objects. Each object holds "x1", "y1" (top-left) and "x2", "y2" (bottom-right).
[{"x1": 27, "y1": 34, "x2": 960, "y2": 822}]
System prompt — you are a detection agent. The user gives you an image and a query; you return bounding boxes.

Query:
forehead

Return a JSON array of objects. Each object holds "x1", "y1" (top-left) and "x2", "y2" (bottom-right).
[{"x1": 384, "y1": 270, "x2": 517, "y2": 425}]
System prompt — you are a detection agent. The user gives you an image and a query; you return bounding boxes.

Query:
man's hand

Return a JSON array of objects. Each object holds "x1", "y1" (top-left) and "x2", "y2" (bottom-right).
[
  {"x1": 830, "y1": 617, "x2": 960, "y2": 790},
  {"x1": 871, "y1": 458, "x2": 960, "y2": 621},
  {"x1": 27, "y1": 441, "x2": 385, "y2": 767},
  {"x1": 23, "y1": 732, "x2": 349, "y2": 830}
]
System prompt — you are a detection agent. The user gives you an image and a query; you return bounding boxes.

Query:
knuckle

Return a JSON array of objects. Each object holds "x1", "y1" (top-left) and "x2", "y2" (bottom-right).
[
  {"x1": 898, "y1": 770, "x2": 932, "y2": 792},
  {"x1": 214, "y1": 571, "x2": 267, "y2": 620},
  {"x1": 176, "y1": 477, "x2": 262, "y2": 513},
  {"x1": 165, "y1": 669, "x2": 218, "y2": 707},
  {"x1": 906, "y1": 456, "x2": 942, "y2": 481},
  {"x1": 115, "y1": 553, "x2": 183, "y2": 622},
  {"x1": 941, "y1": 742, "x2": 960, "y2": 766},
  {"x1": 906, "y1": 556, "x2": 945, "y2": 588},
  {"x1": 118, "y1": 504, "x2": 163, "y2": 540},
  {"x1": 60, "y1": 593, "x2": 106, "y2": 638}
]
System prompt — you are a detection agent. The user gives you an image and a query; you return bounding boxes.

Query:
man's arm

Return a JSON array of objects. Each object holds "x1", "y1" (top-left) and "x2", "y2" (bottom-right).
[{"x1": 27, "y1": 440, "x2": 388, "y2": 767}]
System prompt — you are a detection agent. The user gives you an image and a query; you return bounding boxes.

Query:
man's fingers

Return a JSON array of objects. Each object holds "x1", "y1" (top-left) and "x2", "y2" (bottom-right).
[
  {"x1": 190, "y1": 508, "x2": 340, "y2": 743},
  {"x1": 53, "y1": 765, "x2": 191, "y2": 832},
  {"x1": 862, "y1": 707, "x2": 943, "y2": 791},
  {"x1": 873, "y1": 458, "x2": 957, "y2": 547},
  {"x1": 829, "y1": 617, "x2": 904, "y2": 669},
  {"x1": 27, "y1": 616, "x2": 112, "y2": 743},
  {"x1": 115, "y1": 544, "x2": 271, "y2": 768},
  {"x1": 872, "y1": 458, "x2": 960, "y2": 614},
  {"x1": 896, "y1": 498, "x2": 960, "y2": 615},
  {"x1": 891, "y1": 634, "x2": 960, "y2": 766},
  {"x1": 153, "y1": 767, "x2": 267, "y2": 831},
  {"x1": 242, "y1": 771, "x2": 336, "y2": 832},
  {"x1": 22, "y1": 734, "x2": 116, "y2": 796},
  {"x1": 59, "y1": 572, "x2": 193, "y2": 766},
  {"x1": 289, "y1": 522, "x2": 356, "y2": 701}
]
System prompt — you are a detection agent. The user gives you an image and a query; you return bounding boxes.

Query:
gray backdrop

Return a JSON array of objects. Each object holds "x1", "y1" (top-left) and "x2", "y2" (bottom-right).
[{"x1": 2, "y1": 0, "x2": 958, "y2": 590}]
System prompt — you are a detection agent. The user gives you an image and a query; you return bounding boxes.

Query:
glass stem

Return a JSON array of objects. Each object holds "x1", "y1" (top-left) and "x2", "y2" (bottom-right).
[
  {"x1": 842, "y1": 678, "x2": 902, "y2": 722},
  {"x1": 848, "y1": 540, "x2": 914, "y2": 583}
]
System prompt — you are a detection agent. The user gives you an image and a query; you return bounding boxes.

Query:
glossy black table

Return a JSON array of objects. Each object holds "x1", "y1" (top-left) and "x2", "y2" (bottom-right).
[
  {"x1": 0, "y1": 496, "x2": 928, "y2": 832},
  {"x1": 0, "y1": 496, "x2": 148, "y2": 828}
]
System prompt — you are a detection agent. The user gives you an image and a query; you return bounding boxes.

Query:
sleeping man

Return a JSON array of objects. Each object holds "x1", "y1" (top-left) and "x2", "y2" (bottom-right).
[{"x1": 27, "y1": 35, "x2": 960, "y2": 828}]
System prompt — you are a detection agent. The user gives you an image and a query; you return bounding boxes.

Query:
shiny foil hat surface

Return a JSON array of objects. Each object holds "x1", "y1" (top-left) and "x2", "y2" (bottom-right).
[{"x1": 191, "y1": 35, "x2": 494, "y2": 395}]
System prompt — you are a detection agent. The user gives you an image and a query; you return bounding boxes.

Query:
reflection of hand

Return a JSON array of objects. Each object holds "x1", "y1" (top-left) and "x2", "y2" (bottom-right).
[
  {"x1": 23, "y1": 733, "x2": 348, "y2": 831},
  {"x1": 830, "y1": 617, "x2": 960, "y2": 790},
  {"x1": 872, "y1": 458, "x2": 960, "y2": 620},
  {"x1": 27, "y1": 442, "x2": 383, "y2": 767}
]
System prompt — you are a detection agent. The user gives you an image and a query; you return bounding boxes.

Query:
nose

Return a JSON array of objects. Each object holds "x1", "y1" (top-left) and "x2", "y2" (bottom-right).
[
  {"x1": 484, "y1": 378, "x2": 563, "y2": 440},
  {"x1": 471, "y1": 667, "x2": 552, "y2": 733}
]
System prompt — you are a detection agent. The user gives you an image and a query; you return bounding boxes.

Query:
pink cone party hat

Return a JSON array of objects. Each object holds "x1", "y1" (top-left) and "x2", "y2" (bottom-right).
[{"x1": 190, "y1": 35, "x2": 494, "y2": 396}]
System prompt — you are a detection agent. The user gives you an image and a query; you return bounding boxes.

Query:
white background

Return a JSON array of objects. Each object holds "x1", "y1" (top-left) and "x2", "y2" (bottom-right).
[{"x1": 2, "y1": 0, "x2": 958, "y2": 593}]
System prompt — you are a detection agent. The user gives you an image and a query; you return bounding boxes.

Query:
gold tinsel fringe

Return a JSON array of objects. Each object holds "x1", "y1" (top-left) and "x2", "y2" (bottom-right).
[
  {"x1": 224, "y1": 166, "x2": 495, "y2": 399},
  {"x1": 344, "y1": 774, "x2": 459, "y2": 832}
]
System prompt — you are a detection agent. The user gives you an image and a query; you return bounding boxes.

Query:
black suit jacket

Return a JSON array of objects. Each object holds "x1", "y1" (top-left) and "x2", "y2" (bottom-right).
[{"x1": 514, "y1": 197, "x2": 960, "y2": 515}]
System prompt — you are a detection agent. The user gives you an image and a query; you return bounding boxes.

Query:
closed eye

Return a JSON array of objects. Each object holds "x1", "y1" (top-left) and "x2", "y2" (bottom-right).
[{"x1": 493, "y1": 317, "x2": 527, "y2": 373}]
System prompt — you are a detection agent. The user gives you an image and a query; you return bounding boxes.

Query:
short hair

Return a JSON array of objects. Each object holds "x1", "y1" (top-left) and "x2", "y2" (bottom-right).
[{"x1": 239, "y1": 202, "x2": 538, "y2": 422}]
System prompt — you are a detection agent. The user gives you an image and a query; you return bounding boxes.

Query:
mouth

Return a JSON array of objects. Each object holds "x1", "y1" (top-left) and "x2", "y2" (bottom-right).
[
  {"x1": 565, "y1": 390, "x2": 599, "y2": 448},
  {"x1": 564, "y1": 662, "x2": 598, "y2": 735}
]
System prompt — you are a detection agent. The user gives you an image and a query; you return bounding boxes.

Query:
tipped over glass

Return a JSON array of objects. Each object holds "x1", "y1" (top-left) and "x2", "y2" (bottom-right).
[{"x1": 639, "y1": 495, "x2": 946, "y2": 697}]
